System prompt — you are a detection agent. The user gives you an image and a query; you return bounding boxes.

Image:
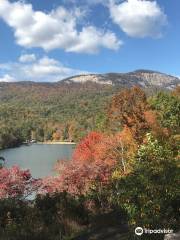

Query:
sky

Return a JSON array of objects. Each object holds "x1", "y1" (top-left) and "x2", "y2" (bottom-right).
[{"x1": 0, "y1": 0, "x2": 179, "y2": 82}]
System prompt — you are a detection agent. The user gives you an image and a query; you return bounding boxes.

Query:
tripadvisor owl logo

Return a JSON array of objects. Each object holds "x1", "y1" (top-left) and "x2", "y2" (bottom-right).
[
  {"x1": 135, "y1": 227, "x2": 173, "y2": 236},
  {"x1": 135, "y1": 227, "x2": 143, "y2": 236}
]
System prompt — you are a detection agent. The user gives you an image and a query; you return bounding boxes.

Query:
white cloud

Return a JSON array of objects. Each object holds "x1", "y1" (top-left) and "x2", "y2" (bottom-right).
[
  {"x1": 66, "y1": 26, "x2": 120, "y2": 53},
  {"x1": 63, "y1": 0, "x2": 109, "y2": 6},
  {"x1": 67, "y1": 0, "x2": 109, "y2": 5},
  {"x1": 19, "y1": 54, "x2": 36, "y2": 63},
  {"x1": 109, "y1": 0, "x2": 167, "y2": 38},
  {"x1": 0, "y1": 74, "x2": 16, "y2": 82},
  {"x1": 0, "y1": 54, "x2": 89, "y2": 82},
  {"x1": 0, "y1": 0, "x2": 121, "y2": 53},
  {"x1": 24, "y1": 56, "x2": 80, "y2": 79}
]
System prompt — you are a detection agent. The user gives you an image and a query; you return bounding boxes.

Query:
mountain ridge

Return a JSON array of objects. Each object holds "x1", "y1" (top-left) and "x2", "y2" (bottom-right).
[
  {"x1": 0, "y1": 70, "x2": 179, "y2": 90},
  {"x1": 61, "y1": 69, "x2": 180, "y2": 90}
]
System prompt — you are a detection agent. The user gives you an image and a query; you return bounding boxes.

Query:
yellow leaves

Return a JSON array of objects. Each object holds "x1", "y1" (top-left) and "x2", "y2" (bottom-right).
[
  {"x1": 111, "y1": 169, "x2": 122, "y2": 180},
  {"x1": 111, "y1": 167, "x2": 131, "y2": 180}
]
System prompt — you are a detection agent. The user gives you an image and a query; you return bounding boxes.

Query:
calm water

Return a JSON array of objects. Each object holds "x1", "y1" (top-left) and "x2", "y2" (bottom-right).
[{"x1": 0, "y1": 144, "x2": 75, "y2": 178}]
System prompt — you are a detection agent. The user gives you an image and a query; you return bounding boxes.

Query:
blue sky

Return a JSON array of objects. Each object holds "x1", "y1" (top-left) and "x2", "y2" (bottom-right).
[{"x1": 0, "y1": 0, "x2": 179, "y2": 82}]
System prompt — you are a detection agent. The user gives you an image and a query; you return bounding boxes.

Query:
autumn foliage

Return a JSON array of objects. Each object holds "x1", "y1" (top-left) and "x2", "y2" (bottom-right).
[
  {"x1": 41, "y1": 132, "x2": 116, "y2": 195},
  {"x1": 0, "y1": 86, "x2": 179, "y2": 239},
  {"x1": 108, "y1": 86, "x2": 149, "y2": 141},
  {"x1": 73, "y1": 131, "x2": 104, "y2": 163},
  {"x1": 1, "y1": 87, "x2": 178, "y2": 201},
  {"x1": 0, "y1": 166, "x2": 40, "y2": 199},
  {"x1": 41, "y1": 127, "x2": 138, "y2": 196}
]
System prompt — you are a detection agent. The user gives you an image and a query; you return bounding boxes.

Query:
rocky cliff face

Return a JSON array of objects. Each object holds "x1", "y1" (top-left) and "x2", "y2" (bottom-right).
[
  {"x1": 131, "y1": 70, "x2": 179, "y2": 89},
  {"x1": 62, "y1": 70, "x2": 180, "y2": 90}
]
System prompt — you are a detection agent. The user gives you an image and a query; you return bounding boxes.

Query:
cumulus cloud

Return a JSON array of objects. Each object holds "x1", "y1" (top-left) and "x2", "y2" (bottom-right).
[
  {"x1": 0, "y1": 74, "x2": 16, "y2": 82},
  {"x1": 0, "y1": 54, "x2": 88, "y2": 82},
  {"x1": 19, "y1": 54, "x2": 36, "y2": 63},
  {"x1": 109, "y1": 0, "x2": 167, "y2": 38},
  {"x1": 0, "y1": 0, "x2": 121, "y2": 53}
]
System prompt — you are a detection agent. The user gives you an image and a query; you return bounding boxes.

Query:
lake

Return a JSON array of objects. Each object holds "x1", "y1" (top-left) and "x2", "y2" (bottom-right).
[{"x1": 0, "y1": 144, "x2": 75, "y2": 178}]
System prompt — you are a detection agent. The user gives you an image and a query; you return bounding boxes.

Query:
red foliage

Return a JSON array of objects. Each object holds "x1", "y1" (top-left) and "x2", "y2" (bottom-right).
[
  {"x1": 41, "y1": 129, "x2": 137, "y2": 196},
  {"x1": 41, "y1": 160, "x2": 113, "y2": 195},
  {"x1": 41, "y1": 132, "x2": 117, "y2": 195},
  {"x1": 73, "y1": 131, "x2": 104, "y2": 163},
  {"x1": 0, "y1": 166, "x2": 41, "y2": 199}
]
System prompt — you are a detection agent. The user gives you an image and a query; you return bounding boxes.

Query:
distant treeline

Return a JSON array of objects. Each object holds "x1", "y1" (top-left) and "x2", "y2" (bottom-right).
[{"x1": 0, "y1": 82, "x2": 117, "y2": 149}]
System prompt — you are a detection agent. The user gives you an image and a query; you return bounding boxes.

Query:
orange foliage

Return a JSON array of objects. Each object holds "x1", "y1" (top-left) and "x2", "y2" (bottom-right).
[
  {"x1": 145, "y1": 110, "x2": 170, "y2": 139},
  {"x1": 52, "y1": 131, "x2": 61, "y2": 141},
  {"x1": 109, "y1": 86, "x2": 150, "y2": 142},
  {"x1": 73, "y1": 131, "x2": 105, "y2": 163},
  {"x1": 108, "y1": 86, "x2": 169, "y2": 143}
]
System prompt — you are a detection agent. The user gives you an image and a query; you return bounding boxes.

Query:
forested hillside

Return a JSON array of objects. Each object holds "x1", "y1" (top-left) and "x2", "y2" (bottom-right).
[
  {"x1": 0, "y1": 70, "x2": 179, "y2": 149},
  {"x1": 0, "y1": 82, "x2": 115, "y2": 149},
  {"x1": 0, "y1": 86, "x2": 179, "y2": 240}
]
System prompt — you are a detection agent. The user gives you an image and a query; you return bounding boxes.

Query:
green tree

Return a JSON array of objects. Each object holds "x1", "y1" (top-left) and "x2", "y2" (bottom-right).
[
  {"x1": 112, "y1": 133, "x2": 179, "y2": 232},
  {"x1": 150, "y1": 92, "x2": 180, "y2": 134}
]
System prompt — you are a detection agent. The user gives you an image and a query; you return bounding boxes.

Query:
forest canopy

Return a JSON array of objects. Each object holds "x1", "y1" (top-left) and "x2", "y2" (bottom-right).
[{"x1": 0, "y1": 86, "x2": 179, "y2": 240}]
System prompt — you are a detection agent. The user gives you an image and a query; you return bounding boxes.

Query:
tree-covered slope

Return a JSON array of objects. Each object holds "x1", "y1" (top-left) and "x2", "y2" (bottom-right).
[{"x1": 0, "y1": 70, "x2": 179, "y2": 149}]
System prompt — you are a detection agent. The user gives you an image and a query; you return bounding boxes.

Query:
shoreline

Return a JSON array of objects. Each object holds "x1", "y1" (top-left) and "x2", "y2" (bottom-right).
[{"x1": 37, "y1": 141, "x2": 76, "y2": 145}]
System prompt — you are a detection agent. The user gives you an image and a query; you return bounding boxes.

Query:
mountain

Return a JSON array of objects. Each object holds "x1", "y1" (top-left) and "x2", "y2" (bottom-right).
[
  {"x1": 0, "y1": 70, "x2": 179, "y2": 98},
  {"x1": 0, "y1": 70, "x2": 179, "y2": 106},
  {"x1": 62, "y1": 70, "x2": 180, "y2": 90},
  {"x1": 0, "y1": 69, "x2": 179, "y2": 147}
]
